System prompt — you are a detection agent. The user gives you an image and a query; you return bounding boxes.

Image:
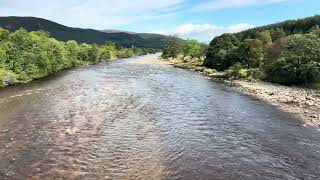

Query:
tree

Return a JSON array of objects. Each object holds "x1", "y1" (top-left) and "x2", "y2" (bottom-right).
[
  {"x1": 204, "y1": 34, "x2": 240, "y2": 70},
  {"x1": 256, "y1": 31, "x2": 272, "y2": 50},
  {"x1": 0, "y1": 27, "x2": 159, "y2": 87},
  {"x1": 0, "y1": 28, "x2": 10, "y2": 42},
  {"x1": 309, "y1": 25, "x2": 320, "y2": 37},
  {"x1": 0, "y1": 47, "x2": 7, "y2": 67},
  {"x1": 265, "y1": 37, "x2": 286, "y2": 64},
  {"x1": 197, "y1": 43, "x2": 209, "y2": 60},
  {"x1": 270, "y1": 28, "x2": 286, "y2": 41},
  {"x1": 238, "y1": 39, "x2": 264, "y2": 68},
  {"x1": 182, "y1": 39, "x2": 201, "y2": 61},
  {"x1": 265, "y1": 33, "x2": 320, "y2": 85},
  {"x1": 162, "y1": 36, "x2": 182, "y2": 59},
  {"x1": 66, "y1": 40, "x2": 80, "y2": 66}
]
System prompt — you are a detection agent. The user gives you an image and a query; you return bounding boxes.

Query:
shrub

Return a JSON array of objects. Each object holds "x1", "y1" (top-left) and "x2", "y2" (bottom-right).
[
  {"x1": 0, "y1": 68, "x2": 17, "y2": 87},
  {"x1": 264, "y1": 58, "x2": 296, "y2": 85},
  {"x1": 247, "y1": 68, "x2": 265, "y2": 80},
  {"x1": 232, "y1": 63, "x2": 247, "y2": 78}
]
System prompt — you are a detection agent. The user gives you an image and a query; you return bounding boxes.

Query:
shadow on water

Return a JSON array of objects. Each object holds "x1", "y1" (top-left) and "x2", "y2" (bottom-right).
[{"x1": 0, "y1": 54, "x2": 319, "y2": 179}]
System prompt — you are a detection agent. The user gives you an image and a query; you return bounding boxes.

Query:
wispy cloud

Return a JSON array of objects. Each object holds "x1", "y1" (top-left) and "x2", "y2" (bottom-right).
[
  {"x1": 0, "y1": 0, "x2": 184, "y2": 28},
  {"x1": 194, "y1": 0, "x2": 288, "y2": 11},
  {"x1": 152, "y1": 23, "x2": 255, "y2": 42}
]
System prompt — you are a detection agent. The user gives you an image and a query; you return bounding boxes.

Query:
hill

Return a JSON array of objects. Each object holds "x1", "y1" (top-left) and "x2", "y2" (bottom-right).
[
  {"x1": 0, "y1": 16, "x2": 169, "y2": 48},
  {"x1": 100, "y1": 30, "x2": 170, "y2": 48},
  {"x1": 235, "y1": 15, "x2": 320, "y2": 40}
]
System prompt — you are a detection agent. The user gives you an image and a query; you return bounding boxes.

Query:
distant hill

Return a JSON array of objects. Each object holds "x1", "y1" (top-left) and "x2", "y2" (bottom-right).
[
  {"x1": 0, "y1": 16, "x2": 169, "y2": 48},
  {"x1": 101, "y1": 29, "x2": 136, "y2": 34},
  {"x1": 235, "y1": 15, "x2": 320, "y2": 40},
  {"x1": 101, "y1": 30, "x2": 170, "y2": 48}
]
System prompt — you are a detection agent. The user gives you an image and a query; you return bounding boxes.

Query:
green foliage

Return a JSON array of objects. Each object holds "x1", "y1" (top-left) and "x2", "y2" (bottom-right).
[
  {"x1": 256, "y1": 31, "x2": 272, "y2": 49},
  {"x1": 182, "y1": 39, "x2": 201, "y2": 60},
  {"x1": 0, "y1": 28, "x2": 10, "y2": 41},
  {"x1": 0, "y1": 68, "x2": 17, "y2": 87},
  {"x1": 270, "y1": 28, "x2": 286, "y2": 41},
  {"x1": 232, "y1": 63, "x2": 245, "y2": 78},
  {"x1": 0, "y1": 27, "x2": 160, "y2": 87},
  {"x1": 264, "y1": 58, "x2": 297, "y2": 85},
  {"x1": 197, "y1": 44, "x2": 209, "y2": 60},
  {"x1": 162, "y1": 36, "x2": 182, "y2": 59},
  {"x1": 235, "y1": 15, "x2": 320, "y2": 40},
  {"x1": 264, "y1": 32, "x2": 320, "y2": 85},
  {"x1": 265, "y1": 37, "x2": 286, "y2": 64},
  {"x1": 238, "y1": 39, "x2": 264, "y2": 68},
  {"x1": 247, "y1": 68, "x2": 265, "y2": 80},
  {"x1": 202, "y1": 15, "x2": 320, "y2": 87},
  {"x1": 204, "y1": 34, "x2": 240, "y2": 70}
]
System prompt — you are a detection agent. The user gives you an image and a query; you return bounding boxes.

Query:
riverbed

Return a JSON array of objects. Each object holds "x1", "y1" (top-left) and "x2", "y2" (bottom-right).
[{"x1": 0, "y1": 54, "x2": 319, "y2": 179}]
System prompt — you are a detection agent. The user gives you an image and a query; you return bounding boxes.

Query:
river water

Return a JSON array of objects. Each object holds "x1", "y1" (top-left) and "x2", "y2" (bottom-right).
[{"x1": 0, "y1": 54, "x2": 319, "y2": 179}]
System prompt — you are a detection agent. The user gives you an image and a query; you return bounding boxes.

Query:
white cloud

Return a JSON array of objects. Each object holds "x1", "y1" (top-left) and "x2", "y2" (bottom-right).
[
  {"x1": 152, "y1": 23, "x2": 255, "y2": 42},
  {"x1": 194, "y1": 0, "x2": 288, "y2": 11},
  {"x1": 0, "y1": 0, "x2": 184, "y2": 28}
]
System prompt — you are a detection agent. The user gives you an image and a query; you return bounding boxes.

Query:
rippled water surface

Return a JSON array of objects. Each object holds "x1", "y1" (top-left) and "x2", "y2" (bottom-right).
[{"x1": 0, "y1": 54, "x2": 319, "y2": 179}]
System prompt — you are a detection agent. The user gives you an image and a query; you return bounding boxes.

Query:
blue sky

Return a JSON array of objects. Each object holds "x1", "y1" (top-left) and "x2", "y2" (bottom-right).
[{"x1": 0, "y1": 0, "x2": 319, "y2": 42}]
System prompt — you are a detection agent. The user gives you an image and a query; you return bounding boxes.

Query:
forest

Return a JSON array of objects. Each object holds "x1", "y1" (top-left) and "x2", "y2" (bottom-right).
[
  {"x1": 0, "y1": 28, "x2": 159, "y2": 87},
  {"x1": 0, "y1": 17, "x2": 169, "y2": 48},
  {"x1": 162, "y1": 15, "x2": 320, "y2": 87}
]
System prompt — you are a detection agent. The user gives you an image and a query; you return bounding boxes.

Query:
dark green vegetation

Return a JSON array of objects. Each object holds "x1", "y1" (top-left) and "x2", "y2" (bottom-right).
[
  {"x1": 235, "y1": 15, "x2": 320, "y2": 40},
  {"x1": 163, "y1": 15, "x2": 320, "y2": 87},
  {"x1": 0, "y1": 28, "x2": 160, "y2": 87},
  {"x1": 0, "y1": 17, "x2": 169, "y2": 48}
]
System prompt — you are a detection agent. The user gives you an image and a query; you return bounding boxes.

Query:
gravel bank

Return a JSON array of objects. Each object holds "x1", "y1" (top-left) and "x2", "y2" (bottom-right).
[{"x1": 227, "y1": 80, "x2": 320, "y2": 127}]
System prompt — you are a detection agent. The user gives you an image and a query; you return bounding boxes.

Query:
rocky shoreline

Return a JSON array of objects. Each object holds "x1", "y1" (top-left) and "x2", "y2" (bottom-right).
[
  {"x1": 163, "y1": 58, "x2": 320, "y2": 128},
  {"x1": 226, "y1": 80, "x2": 320, "y2": 127}
]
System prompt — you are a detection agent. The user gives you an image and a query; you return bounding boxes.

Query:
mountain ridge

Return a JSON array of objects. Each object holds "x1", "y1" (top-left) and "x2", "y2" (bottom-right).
[{"x1": 0, "y1": 16, "x2": 169, "y2": 48}]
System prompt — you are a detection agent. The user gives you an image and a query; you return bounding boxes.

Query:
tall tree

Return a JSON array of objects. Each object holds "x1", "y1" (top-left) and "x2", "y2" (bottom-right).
[
  {"x1": 162, "y1": 36, "x2": 182, "y2": 59},
  {"x1": 256, "y1": 31, "x2": 272, "y2": 50},
  {"x1": 270, "y1": 28, "x2": 286, "y2": 41},
  {"x1": 238, "y1": 39, "x2": 264, "y2": 68},
  {"x1": 204, "y1": 34, "x2": 240, "y2": 70},
  {"x1": 182, "y1": 39, "x2": 201, "y2": 61}
]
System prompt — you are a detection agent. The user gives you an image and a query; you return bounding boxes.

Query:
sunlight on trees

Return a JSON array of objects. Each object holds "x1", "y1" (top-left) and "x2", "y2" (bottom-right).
[{"x1": 0, "y1": 28, "x2": 160, "y2": 87}]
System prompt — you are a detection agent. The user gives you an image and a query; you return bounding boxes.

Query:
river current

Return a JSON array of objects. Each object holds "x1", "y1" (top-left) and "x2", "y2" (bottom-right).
[{"x1": 0, "y1": 54, "x2": 319, "y2": 179}]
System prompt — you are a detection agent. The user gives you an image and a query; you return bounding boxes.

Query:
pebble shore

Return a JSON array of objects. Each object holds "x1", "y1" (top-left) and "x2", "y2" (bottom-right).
[{"x1": 227, "y1": 80, "x2": 320, "y2": 127}]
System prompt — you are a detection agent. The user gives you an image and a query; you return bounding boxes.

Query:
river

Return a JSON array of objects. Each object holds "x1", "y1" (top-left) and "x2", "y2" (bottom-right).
[{"x1": 0, "y1": 54, "x2": 319, "y2": 179}]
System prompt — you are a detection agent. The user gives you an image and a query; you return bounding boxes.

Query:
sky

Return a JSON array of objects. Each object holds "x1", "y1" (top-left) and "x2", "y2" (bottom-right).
[{"x1": 0, "y1": 0, "x2": 319, "y2": 42}]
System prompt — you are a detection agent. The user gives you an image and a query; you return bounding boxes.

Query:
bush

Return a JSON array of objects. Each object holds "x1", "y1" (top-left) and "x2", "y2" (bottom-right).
[
  {"x1": 0, "y1": 68, "x2": 17, "y2": 87},
  {"x1": 264, "y1": 58, "x2": 296, "y2": 85},
  {"x1": 298, "y1": 61, "x2": 320, "y2": 85},
  {"x1": 232, "y1": 63, "x2": 248, "y2": 78},
  {"x1": 247, "y1": 68, "x2": 265, "y2": 80}
]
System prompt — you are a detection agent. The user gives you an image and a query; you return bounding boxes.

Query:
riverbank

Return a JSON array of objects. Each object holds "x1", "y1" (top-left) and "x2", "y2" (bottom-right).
[
  {"x1": 0, "y1": 54, "x2": 159, "y2": 89},
  {"x1": 162, "y1": 57, "x2": 320, "y2": 127}
]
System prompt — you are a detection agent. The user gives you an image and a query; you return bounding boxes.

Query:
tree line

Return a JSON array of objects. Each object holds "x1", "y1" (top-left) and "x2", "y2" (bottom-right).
[
  {"x1": 162, "y1": 15, "x2": 320, "y2": 87},
  {"x1": 161, "y1": 37, "x2": 208, "y2": 61},
  {"x1": 0, "y1": 28, "x2": 160, "y2": 87},
  {"x1": 235, "y1": 15, "x2": 320, "y2": 40}
]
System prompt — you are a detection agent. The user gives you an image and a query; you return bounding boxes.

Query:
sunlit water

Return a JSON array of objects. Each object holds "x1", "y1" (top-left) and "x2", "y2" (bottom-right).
[{"x1": 0, "y1": 54, "x2": 319, "y2": 179}]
